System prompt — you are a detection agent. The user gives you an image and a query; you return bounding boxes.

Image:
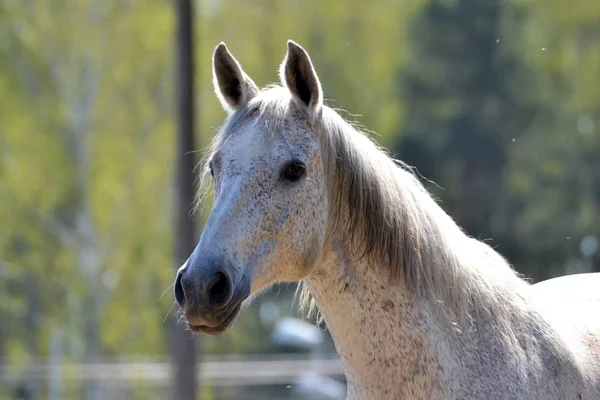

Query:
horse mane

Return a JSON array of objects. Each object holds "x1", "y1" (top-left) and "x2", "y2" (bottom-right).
[{"x1": 197, "y1": 85, "x2": 539, "y2": 348}]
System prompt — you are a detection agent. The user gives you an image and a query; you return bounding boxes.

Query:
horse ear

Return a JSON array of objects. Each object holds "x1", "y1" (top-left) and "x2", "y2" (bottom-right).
[
  {"x1": 212, "y1": 43, "x2": 258, "y2": 112},
  {"x1": 280, "y1": 40, "x2": 323, "y2": 120}
]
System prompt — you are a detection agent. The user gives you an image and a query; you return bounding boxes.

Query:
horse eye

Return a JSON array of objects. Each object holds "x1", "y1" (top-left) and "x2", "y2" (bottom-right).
[
  {"x1": 280, "y1": 161, "x2": 306, "y2": 182},
  {"x1": 208, "y1": 163, "x2": 214, "y2": 178}
]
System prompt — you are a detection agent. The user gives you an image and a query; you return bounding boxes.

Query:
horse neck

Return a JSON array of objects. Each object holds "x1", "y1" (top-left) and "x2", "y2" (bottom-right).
[
  {"x1": 308, "y1": 123, "x2": 554, "y2": 397},
  {"x1": 305, "y1": 239, "x2": 451, "y2": 399},
  {"x1": 305, "y1": 232, "x2": 548, "y2": 398}
]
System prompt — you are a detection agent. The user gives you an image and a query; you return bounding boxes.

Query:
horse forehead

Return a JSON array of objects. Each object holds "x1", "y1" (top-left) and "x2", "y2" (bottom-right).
[
  {"x1": 222, "y1": 122, "x2": 271, "y2": 164},
  {"x1": 220, "y1": 110, "x2": 314, "y2": 164}
]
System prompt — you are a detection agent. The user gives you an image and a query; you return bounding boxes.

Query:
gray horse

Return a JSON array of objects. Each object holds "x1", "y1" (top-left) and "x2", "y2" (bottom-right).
[{"x1": 173, "y1": 40, "x2": 600, "y2": 399}]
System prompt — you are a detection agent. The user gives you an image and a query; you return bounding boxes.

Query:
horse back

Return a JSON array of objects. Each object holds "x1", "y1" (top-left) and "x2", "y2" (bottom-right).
[{"x1": 532, "y1": 272, "x2": 600, "y2": 396}]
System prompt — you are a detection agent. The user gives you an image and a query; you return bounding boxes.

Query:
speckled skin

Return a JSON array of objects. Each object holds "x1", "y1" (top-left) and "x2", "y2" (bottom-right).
[
  {"x1": 307, "y1": 244, "x2": 600, "y2": 399},
  {"x1": 176, "y1": 40, "x2": 600, "y2": 399}
]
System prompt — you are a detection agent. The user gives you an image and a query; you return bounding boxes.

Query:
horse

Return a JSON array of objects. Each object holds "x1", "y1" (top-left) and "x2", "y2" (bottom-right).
[{"x1": 172, "y1": 40, "x2": 600, "y2": 399}]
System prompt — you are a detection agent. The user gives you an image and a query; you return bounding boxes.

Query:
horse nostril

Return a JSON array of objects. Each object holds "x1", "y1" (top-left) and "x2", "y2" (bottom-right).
[
  {"x1": 206, "y1": 271, "x2": 232, "y2": 309},
  {"x1": 174, "y1": 271, "x2": 186, "y2": 307}
]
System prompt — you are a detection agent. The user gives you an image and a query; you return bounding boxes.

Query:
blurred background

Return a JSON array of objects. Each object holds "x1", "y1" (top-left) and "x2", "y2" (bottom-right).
[{"x1": 0, "y1": 0, "x2": 599, "y2": 399}]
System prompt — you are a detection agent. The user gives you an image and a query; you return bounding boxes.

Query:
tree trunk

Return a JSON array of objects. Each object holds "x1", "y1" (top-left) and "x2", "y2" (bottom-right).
[{"x1": 169, "y1": 0, "x2": 200, "y2": 399}]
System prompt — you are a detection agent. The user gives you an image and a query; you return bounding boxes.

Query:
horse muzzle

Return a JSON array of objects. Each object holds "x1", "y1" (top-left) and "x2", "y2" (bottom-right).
[{"x1": 174, "y1": 258, "x2": 250, "y2": 335}]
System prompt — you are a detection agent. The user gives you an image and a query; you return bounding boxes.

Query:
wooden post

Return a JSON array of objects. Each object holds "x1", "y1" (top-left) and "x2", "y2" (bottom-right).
[{"x1": 170, "y1": 0, "x2": 199, "y2": 399}]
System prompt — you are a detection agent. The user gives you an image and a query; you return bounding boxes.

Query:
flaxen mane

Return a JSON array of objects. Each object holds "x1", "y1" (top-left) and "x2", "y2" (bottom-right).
[{"x1": 197, "y1": 85, "x2": 545, "y2": 351}]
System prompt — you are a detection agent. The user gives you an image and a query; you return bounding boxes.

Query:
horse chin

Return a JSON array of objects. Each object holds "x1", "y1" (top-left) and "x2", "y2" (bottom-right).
[{"x1": 187, "y1": 304, "x2": 242, "y2": 336}]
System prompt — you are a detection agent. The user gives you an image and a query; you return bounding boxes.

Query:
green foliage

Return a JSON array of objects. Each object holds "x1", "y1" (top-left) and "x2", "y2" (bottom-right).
[
  {"x1": 504, "y1": 0, "x2": 600, "y2": 279},
  {"x1": 395, "y1": 0, "x2": 600, "y2": 280},
  {"x1": 0, "y1": 0, "x2": 177, "y2": 386},
  {"x1": 396, "y1": 0, "x2": 537, "y2": 271}
]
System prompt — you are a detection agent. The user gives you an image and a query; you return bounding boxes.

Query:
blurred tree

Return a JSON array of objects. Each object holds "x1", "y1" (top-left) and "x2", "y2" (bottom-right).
[
  {"x1": 395, "y1": 0, "x2": 600, "y2": 280},
  {"x1": 505, "y1": 0, "x2": 600, "y2": 277},
  {"x1": 0, "y1": 1, "x2": 175, "y2": 398},
  {"x1": 395, "y1": 0, "x2": 537, "y2": 274}
]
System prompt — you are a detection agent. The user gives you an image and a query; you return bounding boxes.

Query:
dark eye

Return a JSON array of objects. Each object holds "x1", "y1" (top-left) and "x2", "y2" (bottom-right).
[
  {"x1": 280, "y1": 161, "x2": 306, "y2": 182},
  {"x1": 208, "y1": 163, "x2": 214, "y2": 178}
]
